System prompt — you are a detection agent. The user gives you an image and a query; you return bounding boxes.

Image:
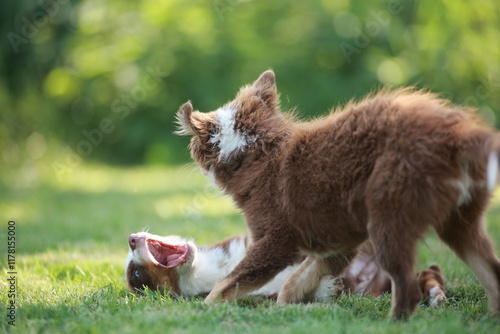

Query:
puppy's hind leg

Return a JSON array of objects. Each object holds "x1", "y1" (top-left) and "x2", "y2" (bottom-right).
[
  {"x1": 277, "y1": 250, "x2": 357, "y2": 304},
  {"x1": 205, "y1": 234, "x2": 300, "y2": 304},
  {"x1": 368, "y1": 216, "x2": 423, "y2": 320},
  {"x1": 437, "y1": 208, "x2": 500, "y2": 313}
]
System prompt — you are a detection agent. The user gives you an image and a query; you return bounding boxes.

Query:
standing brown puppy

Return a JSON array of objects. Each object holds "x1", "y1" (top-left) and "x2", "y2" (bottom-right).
[{"x1": 176, "y1": 70, "x2": 500, "y2": 319}]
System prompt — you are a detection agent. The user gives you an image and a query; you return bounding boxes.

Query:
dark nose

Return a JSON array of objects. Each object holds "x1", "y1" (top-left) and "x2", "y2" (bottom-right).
[{"x1": 129, "y1": 235, "x2": 137, "y2": 250}]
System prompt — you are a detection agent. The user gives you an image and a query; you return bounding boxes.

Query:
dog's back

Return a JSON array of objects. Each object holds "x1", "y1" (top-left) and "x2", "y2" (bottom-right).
[
  {"x1": 279, "y1": 90, "x2": 500, "y2": 317},
  {"x1": 280, "y1": 90, "x2": 496, "y2": 253}
]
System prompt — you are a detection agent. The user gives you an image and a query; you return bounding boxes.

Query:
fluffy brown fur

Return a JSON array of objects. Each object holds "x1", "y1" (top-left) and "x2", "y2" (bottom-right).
[{"x1": 176, "y1": 70, "x2": 500, "y2": 319}]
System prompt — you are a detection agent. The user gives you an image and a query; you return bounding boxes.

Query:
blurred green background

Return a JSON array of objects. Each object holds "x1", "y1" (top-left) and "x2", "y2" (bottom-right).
[
  {"x1": 2, "y1": 3, "x2": 500, "y2": 330},
  {"x1": 1, "y1": 0, "x2": 500, "y2": 174}
]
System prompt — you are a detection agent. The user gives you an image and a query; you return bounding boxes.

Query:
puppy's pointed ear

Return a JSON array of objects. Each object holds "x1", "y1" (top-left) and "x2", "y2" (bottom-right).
[
  {"x1": 252, "y1": 70, "x2": 279, "y2": 110},
  {"x1": 254, "y1": 70, "x2": 276, "y2": 89},
  {"x1": 175, "y1": 102, "x2": 215, "y2": 138},
  {"x1": 175, "y1": 102, "x2": 197, "y2": 135}
]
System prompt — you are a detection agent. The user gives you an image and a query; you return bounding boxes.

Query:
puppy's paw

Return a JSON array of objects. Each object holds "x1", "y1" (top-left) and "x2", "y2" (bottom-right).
[
  {"x1": 427, "y1": 286, "x2": 446, "y2": 307},
  {"x1": 313, "y1": 275, "x2": 344, "y2": 302},
  {"x1": 418, "y1": 265, "x2": 446, "y2": 307}
]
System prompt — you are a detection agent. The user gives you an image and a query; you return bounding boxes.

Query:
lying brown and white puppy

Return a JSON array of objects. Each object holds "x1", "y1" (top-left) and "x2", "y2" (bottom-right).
[
  {"x1": 125, "y1": 231, "x2": 446, "y2": 305},
  {"x1": 125, "y1": 232, "x2": 340, "y2": 301},
  {"x1": 176, "y1": 70, "x2": 500, "y2": 319}
]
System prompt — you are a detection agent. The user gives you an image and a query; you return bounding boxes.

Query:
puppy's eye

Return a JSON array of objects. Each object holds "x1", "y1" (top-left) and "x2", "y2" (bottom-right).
[{"x1": 134, "y1": 270, "x2": 140, "y2": 278}]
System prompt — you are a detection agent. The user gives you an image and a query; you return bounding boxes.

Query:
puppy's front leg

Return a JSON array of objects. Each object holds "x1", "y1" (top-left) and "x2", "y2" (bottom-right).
[{"x1": 205, "y1": 235, "x2": 299, "y2": 303}]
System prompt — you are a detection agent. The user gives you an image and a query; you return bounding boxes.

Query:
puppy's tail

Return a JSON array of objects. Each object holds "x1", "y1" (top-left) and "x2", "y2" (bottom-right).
[
  {"x1": 487, "y1": 150, "x2": 499, "y2": 192},
  {"x1": 479, "y1": 133, "x2": 500, "y2": 192},
  {"x1": 460, "y1": 130, "x2": 500, "y2": 193}
]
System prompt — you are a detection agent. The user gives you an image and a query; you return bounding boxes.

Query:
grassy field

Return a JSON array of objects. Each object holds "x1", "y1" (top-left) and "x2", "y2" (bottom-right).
[{"x1": 1, "y1": 163, "x2": 500, "y2": 333}]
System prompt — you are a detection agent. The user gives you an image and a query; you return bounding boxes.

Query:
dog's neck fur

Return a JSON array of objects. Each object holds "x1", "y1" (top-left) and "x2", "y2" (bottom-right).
[
  {"x1": 179, "y1": 238, "x2": 248, "y2": 297},
  {"x1": 214, "y1": 115, "x2": 293, "y2": 208}
]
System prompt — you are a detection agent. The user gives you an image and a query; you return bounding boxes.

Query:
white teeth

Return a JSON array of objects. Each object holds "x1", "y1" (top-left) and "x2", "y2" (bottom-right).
[{"x1": 211, "y1": 106, "x2": 250, "y2": 162}]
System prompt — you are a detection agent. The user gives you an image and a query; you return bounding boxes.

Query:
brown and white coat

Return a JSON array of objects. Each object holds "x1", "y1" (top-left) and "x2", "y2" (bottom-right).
[
  {"x1": 125, "y1": 231, "x2": 446, "y2": 305},
  {"x1": 176, "y1": 70, "x2": 500, "y2": 319}
]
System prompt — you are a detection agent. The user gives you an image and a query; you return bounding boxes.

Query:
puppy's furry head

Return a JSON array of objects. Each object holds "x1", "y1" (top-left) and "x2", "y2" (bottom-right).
[
  {"x1": 125, "y1": 232, "x2": 196, "y2": 296},
  {"x1": 176, "y1": 70, "x2": 286, "y2": 184}
]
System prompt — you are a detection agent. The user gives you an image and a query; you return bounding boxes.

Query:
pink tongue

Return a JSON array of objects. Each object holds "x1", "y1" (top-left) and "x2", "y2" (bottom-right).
[
  {"x1": 166, "y1": 253, "x2": 185, "y2": 268},
  {"x1": 148, "y1": 240, "x2": 188, "y2": 268}
]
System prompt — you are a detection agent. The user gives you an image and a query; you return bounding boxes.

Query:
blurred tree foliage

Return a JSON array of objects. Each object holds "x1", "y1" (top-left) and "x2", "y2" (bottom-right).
[{"x1": 1, "y1": 0, "x2": 499, "y2": 167}]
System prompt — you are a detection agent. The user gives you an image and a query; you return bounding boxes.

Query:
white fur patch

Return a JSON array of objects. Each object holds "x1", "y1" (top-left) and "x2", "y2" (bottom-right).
[
  {"x1": 254, "y1": 265, "x2": 299, "y2": 296},
  {"x1": 487, "y1": 151, "x2": 498, "y2": 191},
  {"x1": 124, "y1": 252, "x2": 134, "y2": 281},
  {"x1": 175, "y1": 111, "x2": 192, "y2": 136},
  {"x1": 451, "y1": 172, "x2": 474, "y2": 206},
  {"x1": 180, "y1": 239, "x2": 245, "y2": 297},
  {"x1": 313, "y1": 275, "x2": 342, "y2": 302},
  {"x1": 210, "y1": 106, "x2": 251, "y2": 162},
  {"x1": 179, "y1": 236, "x2": 297, "y2": 297},
  {"x1": 277, "y1": 257, "x2": 323, "y2": 304},
  {"x1": 428, "y1": 286, "x2": 445, "y2": 307}
]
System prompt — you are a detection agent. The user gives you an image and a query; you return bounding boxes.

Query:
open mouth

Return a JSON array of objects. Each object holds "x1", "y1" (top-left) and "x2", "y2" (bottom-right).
[{"x1": 146, "y1": 239, "x2": 189, "y2": 268}]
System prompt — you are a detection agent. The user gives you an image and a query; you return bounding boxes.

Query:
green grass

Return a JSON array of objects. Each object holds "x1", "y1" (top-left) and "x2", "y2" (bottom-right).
[{"x1": 1, "y1": 163, "x2": 500, "y2": 333}]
